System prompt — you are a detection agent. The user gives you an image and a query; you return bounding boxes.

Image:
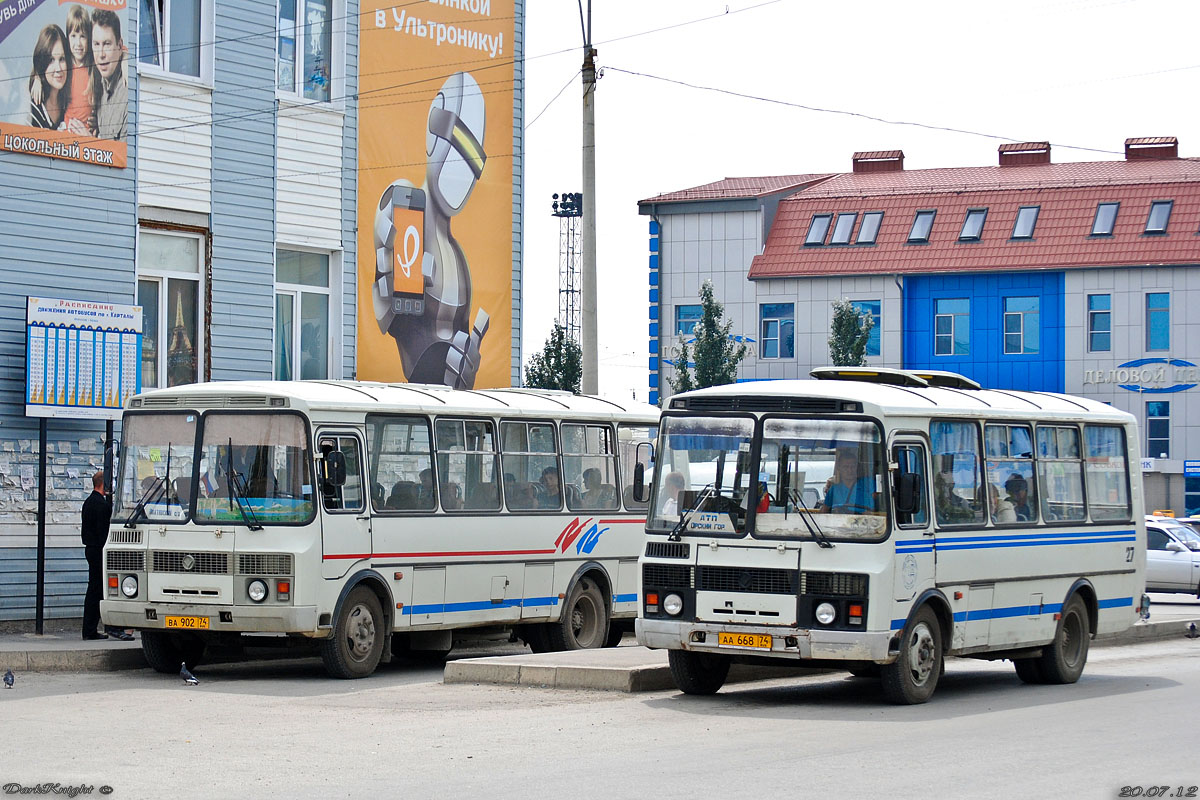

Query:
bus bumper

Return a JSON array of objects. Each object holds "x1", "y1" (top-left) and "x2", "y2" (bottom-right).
[
  {"x1": 636, "y1": 618, "x2": 894, "y2": 662},
  {"x1": 101, "y1": 600, "x2": 320, "y2": 635}
]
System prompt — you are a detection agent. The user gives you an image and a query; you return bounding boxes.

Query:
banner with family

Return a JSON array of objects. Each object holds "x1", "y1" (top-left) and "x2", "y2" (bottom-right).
[{"x1": 0, "y1": 0, "x2": 128, "y2": 167}]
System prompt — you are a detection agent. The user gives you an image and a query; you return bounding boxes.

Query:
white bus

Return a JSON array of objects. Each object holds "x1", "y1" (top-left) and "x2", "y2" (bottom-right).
[
  {"x1": 100, "y1": 381, "x2": 658, "y2": 678},
  {"x1": 636, "y1": 368, "x2": 1146, "y2": 704}
]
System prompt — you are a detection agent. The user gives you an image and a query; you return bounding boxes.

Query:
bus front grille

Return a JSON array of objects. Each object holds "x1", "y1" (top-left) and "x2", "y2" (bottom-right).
[
  {"x1": 237, "y1": 553, "x2": 293, "y2": 576},
  {"x1": 800, "y1": 571, "x2": 868, "y2": 596},
  {"x1": 697, "y1": 566, "x2": 797, "y2": 595},
  {"x1": 151, "y1": 551, "x2": 230, "y2": 575},
  {"x1": 643, "y1": 564, "x2": 693, "y2": 590},
  {"x1": 107, "y1": 550, "x2": 145, "y2": 571}
]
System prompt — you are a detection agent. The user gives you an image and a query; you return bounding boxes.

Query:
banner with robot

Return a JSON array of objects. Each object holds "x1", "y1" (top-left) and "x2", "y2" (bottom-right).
[{"x1": 357, "y1": 0, "x2": 515, "y2": 389}]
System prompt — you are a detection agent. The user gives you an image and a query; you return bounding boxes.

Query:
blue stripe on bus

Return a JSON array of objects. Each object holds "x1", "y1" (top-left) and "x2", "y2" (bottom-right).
[
  {"x1": 401, "y1": 596, "x2": 561, "y2": 616},
  {"x1": 613, "y1": 593, "x2": 638, "y2": 603},
  {"x1": 890, "y1": 596, "x2": 1133, "y2": 629},
  {"x1": 934, "y1": 529, "x2": 1134, "y2": 546},
  {"x1": 935, "y1": 535, "x2": 1135, "y2": 552}
]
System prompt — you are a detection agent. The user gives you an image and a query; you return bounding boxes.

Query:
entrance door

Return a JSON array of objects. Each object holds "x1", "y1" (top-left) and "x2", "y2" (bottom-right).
[
  {"x1": 318, "y1": 431, "x2": 373, "y2": 579},
  {"x1": 891, "y1": 438, "x2": 935, "y2": 603}
]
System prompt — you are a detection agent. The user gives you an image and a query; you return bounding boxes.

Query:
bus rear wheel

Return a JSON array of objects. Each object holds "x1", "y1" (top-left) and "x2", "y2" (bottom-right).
[
  {"x1": 546, "y1": 578, "x2": 607, "y2": 650},
  {"x1": 668, "y1": 650, "x2": 731, "y2": 695},
  {"x1": 321, "y1": 586, "x2": 385, "y2": 679},
  {"x1": 881, "y1": 606, "x2": 942, "y2": 705},
  {"x1": 1013, "y1": 658, "x2": 1043, "y2": 684},
  {"x1": 1036, "y1": 594, "x2": 1090, "y2": 684}
]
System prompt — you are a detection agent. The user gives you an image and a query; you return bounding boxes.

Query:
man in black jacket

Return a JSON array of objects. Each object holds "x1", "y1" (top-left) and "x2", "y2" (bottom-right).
[{"x1": 81, "y1": 470, "x2": 133, "y2": 640}]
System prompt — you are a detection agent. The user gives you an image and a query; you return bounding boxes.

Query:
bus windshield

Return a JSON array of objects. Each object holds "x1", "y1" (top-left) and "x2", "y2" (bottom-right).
[
  {"x1": 193, "y1": 413, "x2": 314, "y2": 525},
  {"x1": 649, "y1": 415, "x2": 754, "y2": 535},
  {"x1": 114, "y1": 412, "x2": 199, "y2": 523},
  {"x1": 755, "y1": 417, "x2": 888, "y2": 541}
]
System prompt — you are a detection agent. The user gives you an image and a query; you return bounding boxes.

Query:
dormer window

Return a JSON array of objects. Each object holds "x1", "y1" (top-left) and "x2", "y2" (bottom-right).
[
  {"x1": 805, "y1": 214, "x2": 832, "y2": 246},
  {"x1": 1012, "y1": 206, "x2": 1040, "y2": 239},
  {"x1": 959, "y1": 209, "x2": 987, "y2": 241},
  {"x1": 1091, "y1": 203, "x2": 1119, "y2": 236},
  {"x1": 908, "y1": 210, "x2": 936, "y2": 243},
  {"x1": 829, "y1": 213, "x2": 857, "y2": 245},
  {"x1": 1145, "y1": 201, "x2": 1172, "y2": 234},
  {"x1": 856, "y1": 212, "x2": 883, "y2": 244}
]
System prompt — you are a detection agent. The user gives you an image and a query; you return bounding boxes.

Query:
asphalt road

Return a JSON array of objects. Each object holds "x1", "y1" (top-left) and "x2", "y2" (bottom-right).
[{"x1": 2, "y1": 636, "x2": 1198, "y2": 799}]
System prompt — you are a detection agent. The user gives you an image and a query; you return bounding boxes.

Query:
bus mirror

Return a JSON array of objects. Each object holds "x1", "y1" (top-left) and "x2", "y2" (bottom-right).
[
  {"x1": 322, "y1": 451, "x2": 347, "y2": 490},
  {"x1": 896, "y1": 473, "x2": 921, "y2": 515},
  {"x1": 633, "y1": 462, "x2": 646, "y2": 503}
]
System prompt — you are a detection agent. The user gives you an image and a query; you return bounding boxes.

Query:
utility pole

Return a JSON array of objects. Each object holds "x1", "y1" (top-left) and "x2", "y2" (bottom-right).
[{"x1": 579, "y1": 1, "x2": 598, "y2": 395}]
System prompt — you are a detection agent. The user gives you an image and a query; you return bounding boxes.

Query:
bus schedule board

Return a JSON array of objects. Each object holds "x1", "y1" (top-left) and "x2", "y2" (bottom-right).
[{"x1": 25, "y1": 297, "x2": 141, "y2": 421}]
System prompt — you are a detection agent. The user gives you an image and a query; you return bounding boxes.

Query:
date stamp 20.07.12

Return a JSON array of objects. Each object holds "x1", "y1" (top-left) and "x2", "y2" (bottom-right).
[{"x1": 1119, "y1": 788, "x2": 1198, "y2": 798}]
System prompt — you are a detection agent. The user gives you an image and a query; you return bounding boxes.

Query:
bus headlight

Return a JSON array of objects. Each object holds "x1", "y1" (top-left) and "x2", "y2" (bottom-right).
[
  {"x1": 663, "y1": 593, "x2": 684, "y2": 616},
  {"x1": 247, "y1": 579, "x2": 269, "y2": 603},
  {"x1": 815, "y1": 602, "x2": 836, "y2": 625},
  {"x1": 121, "y1": 575, "x2": 138, "y2": 598}
]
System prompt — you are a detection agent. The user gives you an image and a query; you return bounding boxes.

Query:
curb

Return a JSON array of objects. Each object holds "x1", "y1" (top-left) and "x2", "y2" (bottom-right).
[{"x1": 3, "y1": 647, "x2": 146, "y2": 673}]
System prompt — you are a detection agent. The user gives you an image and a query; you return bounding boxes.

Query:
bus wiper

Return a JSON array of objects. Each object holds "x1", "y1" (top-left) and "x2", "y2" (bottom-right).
[
  {"x1": 226, "y1": 438, "x2": 263, "y2": 532},
  {"x1": 123, "y1": 473, "x2": 166, "y2": 529},
  {"x1": 788, "y1": 488, "x2": 834, "y2": 549},
  {"x1": 668, "y1": 483, "x2": 715, "y2": 543}
]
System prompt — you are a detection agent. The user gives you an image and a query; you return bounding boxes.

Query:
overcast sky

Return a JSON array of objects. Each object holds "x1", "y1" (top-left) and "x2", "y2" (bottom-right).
[{"x1": 520, "y1": 0, "x2": 1198, "y2": 401}]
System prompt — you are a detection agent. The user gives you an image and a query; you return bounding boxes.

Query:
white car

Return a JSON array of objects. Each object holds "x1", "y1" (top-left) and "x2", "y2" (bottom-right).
[{"x1": 1145, "y1": 517, "x2": 1200, "y2": 595}]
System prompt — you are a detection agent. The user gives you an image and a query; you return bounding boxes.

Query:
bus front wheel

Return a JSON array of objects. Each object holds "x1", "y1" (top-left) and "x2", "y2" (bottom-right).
[
  {"x1": 668, "y1": 650, "x2": 731, "y2": 695},
  {"x1": 142, "y1": 630, "x2": 204, "y2": 673},
  {"x1": 881, "y1": 606, "x2": 943, "y2": 704},
  {"x1": 1036, "y1": 594, "x2": 1089, "y2": 684},
  {"x1": 547, "y1": 578, "x2": 608, "y2": 650},
  {"x1": 321, "y1": 586, "x2": 385, "y2": 679}
]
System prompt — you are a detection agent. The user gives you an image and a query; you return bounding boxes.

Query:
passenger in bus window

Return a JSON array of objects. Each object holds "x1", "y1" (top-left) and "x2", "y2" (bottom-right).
[
  {"x1": 934, "y1": 469, "x2": 975, "y2": 523},
  {"x1": 1005, "y1": 474, "x2": 1034, "y2": 521},
  {"x1": 443, "y1": 482, "x2": 463, "y2": 510},
  {"x1": 417, "y1": 468, "x2": 436, "y2": 507},
  {"x1": 581, "y1": 467, "x2": 616, "y2": 508},
  {"x1": 819, "y1": 448, "x2": 875, "y2": 513},
  {"x1": 989, "y1": 484, "x2": 1016, "y2": 523},
  {"x1": 539, "y1": 466, "x2": 562, "y2": 508}
]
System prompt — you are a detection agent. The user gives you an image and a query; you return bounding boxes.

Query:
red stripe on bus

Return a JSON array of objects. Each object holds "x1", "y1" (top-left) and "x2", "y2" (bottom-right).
[
  {"x1": 323, "y1": 548, "x2": 559, "y2": 560},
  {"x1": 599, "y1": 519, "x2": 645, "y2": 524}
]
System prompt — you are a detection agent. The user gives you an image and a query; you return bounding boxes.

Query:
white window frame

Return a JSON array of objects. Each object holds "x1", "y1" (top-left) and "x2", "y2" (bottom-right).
[
  {"x1": 274, "y1": 245, "x2": 337, "y2": 381},
  {"x1": 276, "y1": 0, "x2": 345, "y2": 109},
  {"x1": 137, "y1": 0, "x2": 215, "y2": 85},
  {"x1": 136, "y1": 228, "x2": 206, "y2": 390}
]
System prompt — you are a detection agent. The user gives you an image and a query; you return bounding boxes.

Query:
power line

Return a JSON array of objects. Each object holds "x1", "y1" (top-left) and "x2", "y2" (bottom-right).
[
  {"x1": 604, "y1": 67, "x2": 1125, "y2": 156},
  {"x1": 526, "y1": 68, "x2": 579, "y2": 130}
]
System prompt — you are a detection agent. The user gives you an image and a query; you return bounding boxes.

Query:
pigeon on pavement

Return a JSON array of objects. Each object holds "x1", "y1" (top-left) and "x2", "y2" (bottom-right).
[
  {"x1": 3, "y1": 668, "x2": 12, "y2": 689},
  {"x1": 180, "y1": 662, "x2": 199, "y2": 685}
]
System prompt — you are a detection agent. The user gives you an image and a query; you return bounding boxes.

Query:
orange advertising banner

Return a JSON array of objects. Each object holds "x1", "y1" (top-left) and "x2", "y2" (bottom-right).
[
  {"x1": 0, "y1": 0, "x2": 128, "y2": 168},
  {"x1": 357, "y1": 0, "x2": 515, "y2": 389}
]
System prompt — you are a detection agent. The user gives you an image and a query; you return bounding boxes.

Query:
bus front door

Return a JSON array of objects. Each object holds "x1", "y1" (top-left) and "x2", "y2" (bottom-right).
[
  {"x1": 318, "y1": 431, "x2": 373, "y2": 579},
  {"x1": 891, "y1": 439, "x2": 935, "y2": 607}
]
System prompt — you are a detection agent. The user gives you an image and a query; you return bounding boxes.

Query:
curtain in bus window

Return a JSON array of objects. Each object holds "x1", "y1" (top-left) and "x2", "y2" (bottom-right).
[
  {"x1": 984, "y1": 424, "x2": 1036, "y2": 524},
  {"x1": 368, "y1": 415, "x2": 435, "y2": 511},
  {"x1": 930, "y1": 421, "x2": 984, "y2": 526},
  {"x1": 115, "y1": 412, "x2": 198, "y2": 523},
  {"x1": 562, "y1": 423, "x2": 619, "y2": 511},
  {"x1": 1035, "y1": 426, "x2": 1085, "y2": 523},
  {"x1": 436, "y1": 419, "x2": 500, "y2": 511},
  {"x1": 1084, "y1": 425, "x2": 1131, "y2": 521},
  {"x1": 500, "y1": 421, "x2": 558, "y2": 511}
]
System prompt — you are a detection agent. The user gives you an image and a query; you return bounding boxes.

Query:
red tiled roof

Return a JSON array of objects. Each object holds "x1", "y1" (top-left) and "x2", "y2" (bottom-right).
[
  {"x1": 639, "y1": 174, "x2": 832, "y2": 204},
  {"x1": 748, "y1": 158, "x2": 1200, "y2": 279}
]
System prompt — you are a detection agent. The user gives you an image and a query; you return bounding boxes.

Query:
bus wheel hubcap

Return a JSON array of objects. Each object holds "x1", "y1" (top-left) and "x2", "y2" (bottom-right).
[
  {"x1": 908, "y1": 623, "x2": 935, "y2": 685},
  {"x1": 348, "y1": 604, "x2": 376, "y2": 659}
]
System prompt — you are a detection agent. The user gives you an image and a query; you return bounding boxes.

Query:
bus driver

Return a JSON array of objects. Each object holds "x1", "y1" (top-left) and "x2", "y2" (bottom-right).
[{"x1": 819, "y1": 447, "x2": 875, "y2": 513}]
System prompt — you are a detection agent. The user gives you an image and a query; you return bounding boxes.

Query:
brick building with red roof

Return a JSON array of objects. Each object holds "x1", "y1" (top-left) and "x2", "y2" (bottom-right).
[{"x1": 639, "y1": 138, "x2": 1200, "y2": 513}]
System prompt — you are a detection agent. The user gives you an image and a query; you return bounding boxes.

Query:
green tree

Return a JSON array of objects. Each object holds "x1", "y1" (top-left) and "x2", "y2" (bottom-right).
[
  {"x1": 669, "y1": 280, "x2": 747, "y2": 393},
  {"x1": 828, "y1": 298, "x2": 874, "y2": 366},
  {"x1": 524, "y1": 323, "x2": 583, "y2": 393}
]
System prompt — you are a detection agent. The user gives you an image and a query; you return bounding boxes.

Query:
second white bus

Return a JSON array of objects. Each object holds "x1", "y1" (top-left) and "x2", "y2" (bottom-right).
[{"x1": 636, "y1": 368, "x2": 1146, "y2": 703}]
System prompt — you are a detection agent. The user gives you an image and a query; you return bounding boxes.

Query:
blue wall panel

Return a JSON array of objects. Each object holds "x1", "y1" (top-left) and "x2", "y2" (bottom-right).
[{"x1": 904, "y1": 271, "x2": 1065, "y2": 392}]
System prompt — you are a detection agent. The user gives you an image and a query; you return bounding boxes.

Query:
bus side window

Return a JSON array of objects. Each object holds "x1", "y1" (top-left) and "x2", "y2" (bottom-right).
[
  {"x1": 893, "y1": 444, "x2": 929, "y2": 527},
  {"x1": 320, "y1": 436, "x2": 364, "y2": 513}
]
